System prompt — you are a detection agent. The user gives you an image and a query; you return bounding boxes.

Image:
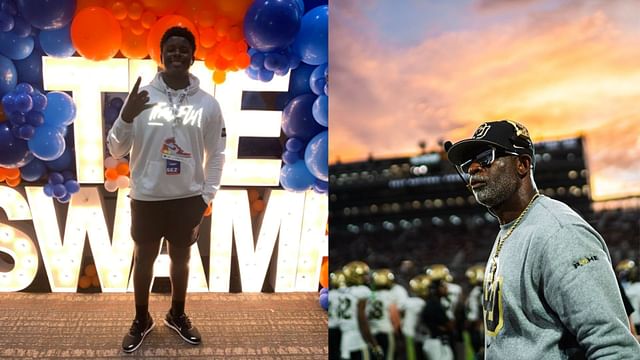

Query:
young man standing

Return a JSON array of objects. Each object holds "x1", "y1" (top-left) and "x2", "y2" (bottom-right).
[
  {"x1": 445, "y1": 120, "x2": 639, "y2": 358},
  {"x1": 107, "y1": 27, "x2": 226, "y2": 352}
]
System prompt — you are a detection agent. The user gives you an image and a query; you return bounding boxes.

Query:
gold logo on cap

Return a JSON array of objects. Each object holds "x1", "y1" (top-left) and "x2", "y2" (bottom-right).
[
  {"x1": 506, "y1": 120, "x2": 530, "y2": 140},
  {"x1": 473, "y1": 123, "x2": 491, "y2": 139}
]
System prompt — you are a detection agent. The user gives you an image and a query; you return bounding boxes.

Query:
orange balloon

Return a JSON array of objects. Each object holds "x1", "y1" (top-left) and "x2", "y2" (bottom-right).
[
  {"x1": 248, "y1": 188, "x2": 259, "y2": 202},
  {"x1": 214, "y1": 17, "x2": 230, "y2": 37},
  {"x1": 194, "y1": 45, "x2": 207, "y2": 61},
  {"x1": 320, "y1": 257, "x2": 329, "y2": 288},
  {"x1": 84, "y1": 264, "x2": 97, "y2": 277},
  {"x1": 105, "y1": 168, "x2": 119, "y2": 180},
  {"x1": 195, "y1": 9, "x2": 216, "y2": 28},
  {"x1": 141, "y1": 0, "x2": 181, "y2": 16},
  {"x1": 251, "y1": 198, "x2": 265, "y2": 213},
  {"x1": 5, "y1": 167, "x2": 19, "y2": 180},
  {"x1": 5, "y1": 177, "x2": 20, "y2": 187},
  {"x1": 218, "y1": 39, "x2": 237, "y2": 61},
  {"x1": 199, "y1": 27, "x2": 216, "y2": 48},
  {"x1": 116, "y1": 162, "x2": 129, "y2": 175},
  {"x1": 120, "y1": 17, "x2": 131, "y2": 28},
  {"x1": 212, "y1": 70, "x2": 226, "y2": 84},
  {"x1": 79, "y1": 276, "x2": 91, "y2": 289},
  {"x1": 130, "y1": 19, "x2": 145, "y2": 35},
  {"x1": 72, "y1": 7, "x2": 122, "y2": 61},
  {"x1": 235, "y1": 39, "x2": 248, "y2": 53},
  {"x1": 204, "y1": 204, "x2": 212, "y2": 217},
  {"x1": 121, "y1": 28, "x2": 149, "y2": 58},
  {"x1": 212, "y1": 0, "x2": 253, "y2": 23},
  {"x1": 128, "y1": 2, "x2": 144, "y2": 20},
  {"x1": 111, "y1": 1, "x2": 127, "y2": 20},
  {"x1": 227, "y1": 26, "x2": 242, "y2": 42},
  {"x1": 140, "y1": 10, "x2": 157, "y2": 29},
  {"x1": 214, "y1": 56, "x2": 230, "y2": 71},
  {"x1": 76, "y1": 0, "x2": 105, "y2": 13},
  {"x1": 147, "y1": 15, "x2": 199, "y2": 66},
  {"x1": 204, "y1": 49, "x2": 218, "y2": 70},
  {"x1": 234, "y1": 52, "x2": 250, "y2": 69}
]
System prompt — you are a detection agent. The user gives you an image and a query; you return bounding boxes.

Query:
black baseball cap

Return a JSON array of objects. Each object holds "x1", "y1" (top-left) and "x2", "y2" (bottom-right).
[{"x1": 445, "y1": 120, "x2": 535, "y2": 166}]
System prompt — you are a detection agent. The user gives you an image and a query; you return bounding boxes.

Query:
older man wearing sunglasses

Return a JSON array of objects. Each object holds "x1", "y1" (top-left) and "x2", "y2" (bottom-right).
[{"x1": 444, "y1": 121, "x2": 639, "y2": 359}]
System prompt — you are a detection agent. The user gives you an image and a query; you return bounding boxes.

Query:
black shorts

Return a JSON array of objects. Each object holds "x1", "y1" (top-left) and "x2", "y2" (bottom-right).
[{"x1": 130, "y1": 195, "x2": 208, "y2": 248}]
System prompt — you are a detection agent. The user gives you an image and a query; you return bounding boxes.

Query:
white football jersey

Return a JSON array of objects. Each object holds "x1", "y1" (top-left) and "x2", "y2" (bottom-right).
[
  {"x1": 367, "y1": 289, "x2": 396, "y2": 334},
  {"x1": 442, "y1": 282, "x2": 462, "y2": 320},
  {"x1": 328, "y1": 288, "x2": 346, "y2": 329},
  {"x1": 338, "y1": 285, "x2": 371, "y2": 357},
  {"x1": 465, "y1": 285, "x2": 483, "y2": 322},
  {"x1": 399, "y1": 296, "x2": 426, "y2": 338}
]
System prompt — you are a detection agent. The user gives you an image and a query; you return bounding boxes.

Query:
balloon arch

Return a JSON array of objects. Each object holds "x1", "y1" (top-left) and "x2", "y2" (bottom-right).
[{"x1": 0, "y1": 0, "x2": 328, "y2": 304}]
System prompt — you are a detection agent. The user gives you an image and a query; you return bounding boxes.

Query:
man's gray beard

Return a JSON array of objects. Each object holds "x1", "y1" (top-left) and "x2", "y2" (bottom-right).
[{"x1": 473, "y1": 168, "x2": 519, "y2": 208}]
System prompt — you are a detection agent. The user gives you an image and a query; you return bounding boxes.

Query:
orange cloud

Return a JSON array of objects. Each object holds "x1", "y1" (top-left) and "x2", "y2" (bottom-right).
[{"x1": 330, "y1": 7, "x2": 640, "y2": 199}]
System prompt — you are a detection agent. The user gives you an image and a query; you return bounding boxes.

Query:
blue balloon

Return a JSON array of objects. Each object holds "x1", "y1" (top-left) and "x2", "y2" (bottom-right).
[
  {"x1": 257, "y1": 68, "x2": 274, "y2": 82},
  {"x1": 15, "y1": 82, "x2": 32, "y2": 94},
  {"x1": 288, "y1": 62, "x2": 315, "y2": 97},
  {"x1": 1, "y1": 90, "x2": 16, "y2": 111},
  {"x1": 0, "y1": 121, "x2": 31, "y2": 167},
  {"x1": 264, "y1": 52, "x2": 289, "y2": 73},
  {"x1": 249, "y1": 51, "x2": 264, "y2": 70},
  {"x1": 319, "y1": 292, "x2": 328, "y2": 310},
  {"x1": 61, "y1": 170, "x2": 74, "y2": 181},
  {"x1": 16, "y1": 0, "x2": 75, "y2": 30},
  {"x1": 0, "y1": 31, "x2": 34, "y2": 60},
  {"x1": 282, "y1": 93, "x2": 324, "y2": 141},
  {"x1": 109, "y1": 96, "x2": 124, "y2": 109},
  {"x1": 285, "y1": 137, "x2": 305, "y2": 152},
  {"x1": 319, "y1": 287, "x2": 328, "y2": 295},
  {"x1": 47, "y1": 171, "x2": 63, "y2": 185},
  {"x1": 30, "y1": 91, "x2": 46, "y2": 111},
  {"x1": 43, "y1": 182, "x2": 54, "y2": 196},
  {"x1": 243, "y1": 0, "x2": 302, "y2": 53},
  {"x1": 1, "y1": 0, "x2": 17, "y2": 16},
  {"x1": 303, "y1": 0, "x2": 328, "y2": 13},
  {"x1": 0, "y1": 54, "x2": 16, "y2": 96},
  {"x1": 245, "y1": 66, "x2": 259, "y2": 80},
  {"x1": 280, "y1": 161, "x2": 315, "y2": 192},
  {"x1": 10, "y1": 16, "x2": 30, "y2": 38},
  {"x1": 27, "y1": 124, "x2": 65, "y2": 161},
  {"x1": 288, "y1": 52, "x2": 301, "y2": 70},
  {"x1": 13, "y1": 45, "x2": 42, "y2": 89},
  {"x1": 52, "y1": 183, "x2": 66, "y2": 198},
  {"x1": 14, "y1": 91, "x2": 32, "y2": 112},
  {"x1": 313, "y1": 178, "x2": 328, "y2": 193},
  {"x1": 294, "y1": 0, "x2": 304, "y2": 13},
  {"x1": 64, "y1": 179, "x2": 79, "y2": 194},
  {"x1": 282, "y1": 149, "x2": 300, "y2": 165},
  {"x1": 38, "y1": 23, "x2": 74, "y2": 58},
  {"x1": 19, "y1": 156, "x2": 45, "y2": 181},
  {"x1": 309, "y1": 63, "x2": 327, "y2": 95},
  {"x1": 8, "y1": 111, "x2": 24, "y2": 126},
  {"x1": 44, "y1": 145, "x2": 72, "y2": 171},
  {"x1": 42, "y1": 91, "x2": 75, "y2": 127},
  {"x1": 292, "y1": 5, "x2": 328, "y2": 65},
  {"x1": 312, "y1": 94, "x2": 327, "y2": 127},
  {"x1": 57, "y1": 192, "x2": 71, "y2": 203},
  {"x1": 0, "y1": 12, "x2": 14, "y2": 32},
  {"x1": 17, "y1": 123, "x2": 34, "y2": 139},
  {"x1": 304, "y1": 130, "x2": 327, "y2": 181},
  {"x1": 25, "y1": 110, "x2": 43, "y2": 126}
]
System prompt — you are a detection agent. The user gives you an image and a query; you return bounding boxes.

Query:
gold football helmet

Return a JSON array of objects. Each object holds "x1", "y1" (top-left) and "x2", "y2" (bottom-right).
[
  {"x1": 465, "y1": 264, "x2": 485, "y2": 286},
  {"x1": 329, "y1": 270, "x2": 347, "y2": 289},
  {"x1": 426, "y1": 264, "x2": 454, "y2": 283},
  {"x1": 409, "y1": 274, "x2": 432, "y2": 298},
  {"x1": 342, "y1": 261, "x2": 370, "y2": 286},
  {"x1": 372, "y1": 268, "x2": 395, "y2": 290},
  {"x1": 616, "y1": 259, "x2": 638, "y2": 282}
]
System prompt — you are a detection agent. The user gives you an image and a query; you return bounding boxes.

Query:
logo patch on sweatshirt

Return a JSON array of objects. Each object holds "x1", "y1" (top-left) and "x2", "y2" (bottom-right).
[{"x1": 573, "y1": 255, "x2": 598, "y2": 269}]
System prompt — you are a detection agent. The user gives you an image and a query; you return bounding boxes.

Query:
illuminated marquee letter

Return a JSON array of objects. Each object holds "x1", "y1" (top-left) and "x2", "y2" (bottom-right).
[{"x1": 0, "y1": 186, "x2": 39, "y2": 292}]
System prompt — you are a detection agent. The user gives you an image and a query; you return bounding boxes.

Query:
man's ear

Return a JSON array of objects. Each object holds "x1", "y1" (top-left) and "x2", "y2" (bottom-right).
[{"x1": 517, "y1": 155, "x2": 532, "y2": 176}]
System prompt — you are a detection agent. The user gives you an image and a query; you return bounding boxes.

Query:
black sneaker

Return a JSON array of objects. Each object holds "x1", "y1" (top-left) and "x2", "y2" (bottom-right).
[
  {"x1": 163, "y1": 311, "x2": 201, "y2": 345},
  {"x1": 122, "y1": 314, "x2": 155, "y2": 353}
]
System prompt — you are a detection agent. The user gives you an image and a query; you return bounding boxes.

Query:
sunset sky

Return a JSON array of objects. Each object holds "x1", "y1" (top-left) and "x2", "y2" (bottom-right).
[{"x1": 329, "y1": 0, "x2": 640, "y2": 200}]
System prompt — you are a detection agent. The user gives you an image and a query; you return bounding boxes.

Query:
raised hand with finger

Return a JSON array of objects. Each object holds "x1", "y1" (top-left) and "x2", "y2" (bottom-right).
[{"x1": 121, "y1": 76, "x2": 155, "y2": 123}]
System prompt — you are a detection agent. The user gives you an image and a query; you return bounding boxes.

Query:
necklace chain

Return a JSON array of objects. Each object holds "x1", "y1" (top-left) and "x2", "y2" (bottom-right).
[{"x1": 493, "y1": 193, "x2": 540, "y2": 259}]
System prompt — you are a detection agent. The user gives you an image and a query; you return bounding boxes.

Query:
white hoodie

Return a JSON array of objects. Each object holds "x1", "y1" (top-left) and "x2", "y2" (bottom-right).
[{"x1": 107, "y1": 72, "x2": 226, "y2": 204}]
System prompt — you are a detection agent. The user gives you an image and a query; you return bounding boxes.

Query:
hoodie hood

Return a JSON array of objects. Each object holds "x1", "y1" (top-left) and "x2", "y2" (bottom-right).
[{"x1": 149, "y1": 72, "x2": 201, "y2": 96}]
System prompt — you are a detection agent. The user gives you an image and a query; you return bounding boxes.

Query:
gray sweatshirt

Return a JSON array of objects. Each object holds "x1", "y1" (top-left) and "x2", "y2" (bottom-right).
[{"x1": 483, "y1": 195, "x2": 640, "y2": 359}]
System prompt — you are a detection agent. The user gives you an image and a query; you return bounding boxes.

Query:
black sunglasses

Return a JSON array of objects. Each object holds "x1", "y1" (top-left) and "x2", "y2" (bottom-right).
[{"x1": 457, "y1": 147, "x2": 519, "y2": 174}]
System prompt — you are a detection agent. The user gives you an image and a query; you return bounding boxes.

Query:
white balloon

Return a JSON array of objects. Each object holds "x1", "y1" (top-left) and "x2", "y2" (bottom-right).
[
  {"x1": 116, "y1": 176, "x2": 130, "y2": 189},
  {"x1": 104, "y1": 179, "x2": 118, "y2": 192},
  {"x1": 104, "y1": 157, "x2": 119, "y2": 168}
]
